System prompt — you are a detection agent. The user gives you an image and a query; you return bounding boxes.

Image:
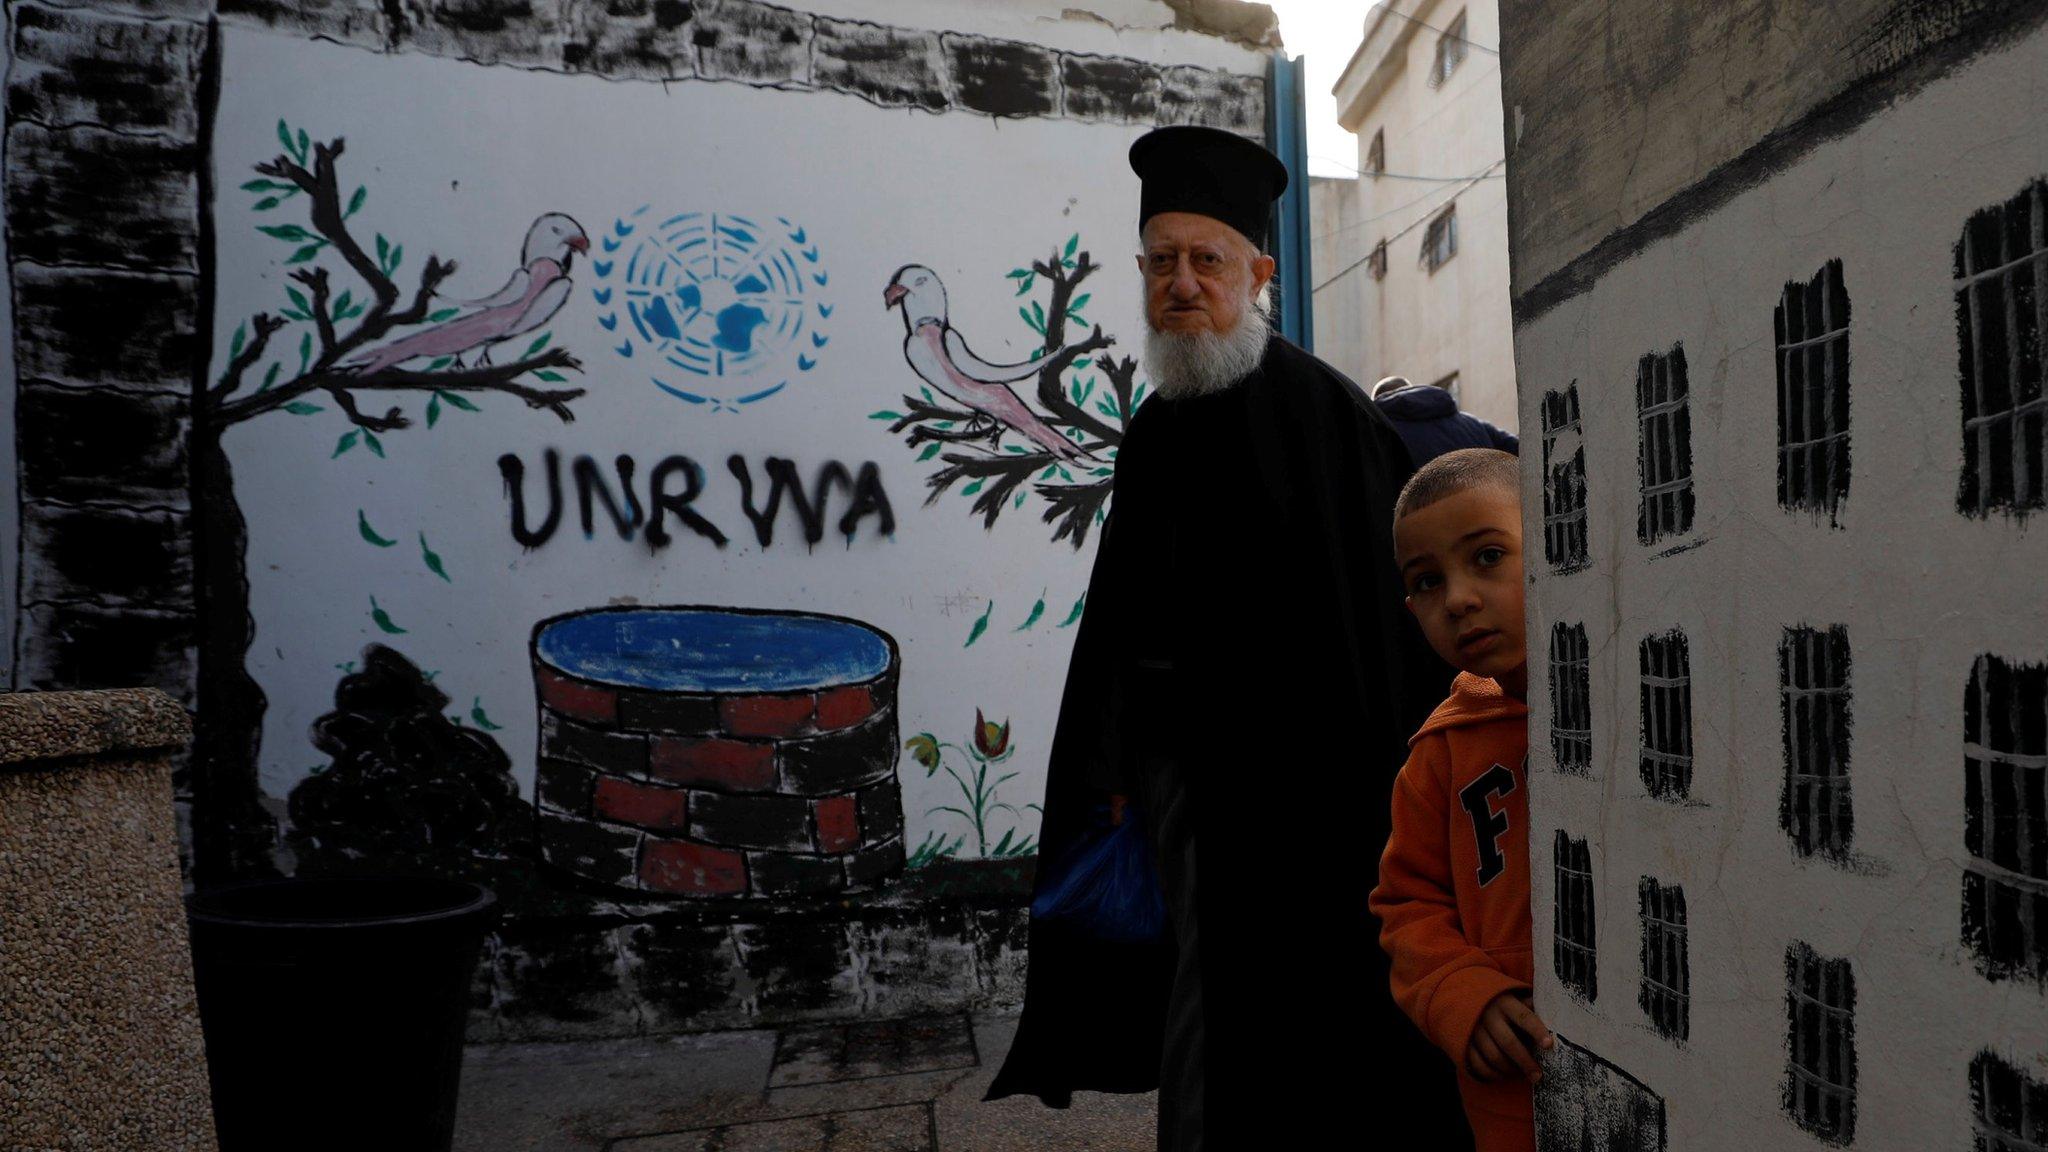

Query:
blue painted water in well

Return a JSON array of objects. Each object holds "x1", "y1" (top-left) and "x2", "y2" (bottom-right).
[{"x1": 534, "y1": 609, "x2": 893, "y2": 693}]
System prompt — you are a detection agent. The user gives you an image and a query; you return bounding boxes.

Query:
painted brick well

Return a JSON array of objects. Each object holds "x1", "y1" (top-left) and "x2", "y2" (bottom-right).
[{"x1": 530, "y1": 606, "x2": 904, "y2": 899}]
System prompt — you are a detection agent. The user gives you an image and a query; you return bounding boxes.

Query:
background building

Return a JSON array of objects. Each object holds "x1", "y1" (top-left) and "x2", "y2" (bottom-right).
[
  {"x1": 1508, "y1": 4, "x2": 2048, "y2": 1148},
  {"x1": 1315, "y1": 0, "x2": 1515, "y2": 431}
]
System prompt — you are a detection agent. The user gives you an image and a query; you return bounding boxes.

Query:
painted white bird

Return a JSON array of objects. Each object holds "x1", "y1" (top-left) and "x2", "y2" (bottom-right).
[
  {"x1": 884, "y1": 264, "x2": 1096, "y2": 463},
  {"x1": 346, "y1": 213, "x2": 590, "y2": 375}
]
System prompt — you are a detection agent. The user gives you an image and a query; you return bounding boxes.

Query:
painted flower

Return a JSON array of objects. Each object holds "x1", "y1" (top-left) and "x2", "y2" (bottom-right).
[
  {"x1": 905, "y1": 733, "x2": 941, "y2": 773},
  {"x1": 973, "y1": 709, "x2": 1011, "y2": 760}
]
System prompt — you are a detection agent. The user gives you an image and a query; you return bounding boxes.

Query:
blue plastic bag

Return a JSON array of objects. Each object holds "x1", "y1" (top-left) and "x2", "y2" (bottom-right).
[{"x1": 1030, "y1": 806, "x2": 1165, "y2": 943}]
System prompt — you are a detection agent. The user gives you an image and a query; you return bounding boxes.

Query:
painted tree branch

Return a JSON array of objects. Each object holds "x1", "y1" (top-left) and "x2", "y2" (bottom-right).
[
  {"x1": 324, "y1": 384, "x2": 408, "y2": 432},
  {"x1": 1029, "y1": 250, "x2": 1123, "y2": 445},
  {"x1": 254, "y1": 139, "x2": 459, "y2": 369},
  {"x1": 208, "y1": 313, "x2": 290, "y2": 404},
  {"x1": 290, "y1": 266, "x2": 338, "y2": 361},
  {"x1": 215, "y1": 348, "x2": 584, "y2": 426}
]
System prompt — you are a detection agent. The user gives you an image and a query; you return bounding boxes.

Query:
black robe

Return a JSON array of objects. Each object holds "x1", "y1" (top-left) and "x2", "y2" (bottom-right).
[{"x1": 987, "y1": 335, "x2": 1470, "y2": 1148}]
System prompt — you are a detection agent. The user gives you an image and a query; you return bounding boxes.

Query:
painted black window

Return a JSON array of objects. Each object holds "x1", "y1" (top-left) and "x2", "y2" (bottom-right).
[
  {"x1": 1637, "y1": 877, "x2": 1687, "y2": 1041},
  {"x1": 1964, "y1": 654, "x2": 2048, "y2": 983},
  {"x1": 1636, "y1": 344, "x2": 1695, "y2": 544},
  {"x1": 1785, "y1": 942, "x2": 1856, "y2": 1144},
  {"x1": 1541, "y1": 383, "x2": 1589, "y2": 570},
  {"x1": 1423, "y1": 205, "x2": 1458, "y2": 272},
  {"x1": 1776, "y1": 259, "x2": 1852, "y2": 517},
  {"x1": 1554, "y1": 830, "x2": 1596, "y2": 1002},
  {"x1": 1551, "y1": 621, "x2": 1592, "y2": 775},
  {"x1": 1956, "y1": 177, "x2": 2047, "y2": 517},
  {"x1": 1430, "y1": 10, "x2": 1468, "y2": 87},
  {"x1": 1367, "y1": 239, "x2": 1388, "y2": 282},
  {"x1": 1366, "y1": 128, "x2": 1385, "y2": 177},
  {"x1": 1971, "y1": 1050, "x2": 2048, "y2": 1152},
  {"x1": 1782, "y1": 625, "x2": 1852, "y2": 857},
  {"x1": 1639, "y1": 629, "x2": 1693, "y2": 800}
]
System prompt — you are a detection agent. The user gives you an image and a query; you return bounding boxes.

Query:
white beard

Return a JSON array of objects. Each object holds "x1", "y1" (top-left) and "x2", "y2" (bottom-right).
[{"x1": 1142, "y1": 283, "x2": 1273, "y2": 400}]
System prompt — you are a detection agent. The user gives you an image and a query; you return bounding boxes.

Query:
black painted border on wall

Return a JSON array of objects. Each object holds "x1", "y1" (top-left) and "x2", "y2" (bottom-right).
[{"x1": 1509, "y1": 0, "x2": 2048, "y2": 327}]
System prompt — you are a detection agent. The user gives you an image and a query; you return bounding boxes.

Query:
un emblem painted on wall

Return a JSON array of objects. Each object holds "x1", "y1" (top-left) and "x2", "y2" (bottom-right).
[{"x1": 593, "y1": 207, "x2": 829, "y2": 411}]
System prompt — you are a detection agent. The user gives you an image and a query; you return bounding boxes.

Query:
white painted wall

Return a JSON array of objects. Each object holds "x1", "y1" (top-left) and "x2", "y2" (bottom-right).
[
  {"x1": 1331, "y1": 0, "x2": 1515, "y2": 430},
  {"x1": 1519, "y1": 28, "x2": 2048, "y2": 1148},
  {"x1": 211, "y1": 15, "x2": 1264, "y2": 862}
]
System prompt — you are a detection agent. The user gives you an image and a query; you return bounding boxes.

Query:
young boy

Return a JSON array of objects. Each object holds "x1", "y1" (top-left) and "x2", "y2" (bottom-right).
[{"x1": 1370, "y1": 448, "x2": 1552, "y2": 1152}]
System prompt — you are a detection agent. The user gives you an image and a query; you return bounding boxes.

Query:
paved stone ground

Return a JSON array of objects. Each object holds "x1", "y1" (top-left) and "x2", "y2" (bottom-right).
[{"x1": 454, "y1": 1015, "x2": 1156, "y2": 1151}]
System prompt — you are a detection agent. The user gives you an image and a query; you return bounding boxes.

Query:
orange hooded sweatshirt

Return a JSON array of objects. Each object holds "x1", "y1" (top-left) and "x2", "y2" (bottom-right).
[{"x1": 1370, "y1": 673, "x2": 1533, "y2": 1152}]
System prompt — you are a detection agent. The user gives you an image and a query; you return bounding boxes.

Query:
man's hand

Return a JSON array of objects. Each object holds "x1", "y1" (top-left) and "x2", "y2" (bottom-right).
[{"x1": 1465, "y1": 992, "x2": 1553, "y2": 1084}]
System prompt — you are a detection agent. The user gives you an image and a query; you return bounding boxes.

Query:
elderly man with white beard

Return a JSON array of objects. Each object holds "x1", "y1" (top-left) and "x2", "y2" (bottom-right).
[{"x1": 988, "y1": 126, "x2": 1469, "y2": 1150}]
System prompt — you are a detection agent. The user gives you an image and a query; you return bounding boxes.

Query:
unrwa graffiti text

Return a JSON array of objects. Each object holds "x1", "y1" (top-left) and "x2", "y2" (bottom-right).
[{"x1": 498, "y1": 450, "x2": 897, "y2": 549}]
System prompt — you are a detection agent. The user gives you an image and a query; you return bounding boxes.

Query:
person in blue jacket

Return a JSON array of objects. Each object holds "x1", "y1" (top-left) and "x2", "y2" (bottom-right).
[{"x1": 1372, "y1": 375, "x2": 1519, "y2": 466}]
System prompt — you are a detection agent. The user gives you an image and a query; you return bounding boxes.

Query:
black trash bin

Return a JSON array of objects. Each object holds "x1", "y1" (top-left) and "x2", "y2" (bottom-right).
[{"x1": 187, "y1": 876, "x2": 498, "y2": 1152}]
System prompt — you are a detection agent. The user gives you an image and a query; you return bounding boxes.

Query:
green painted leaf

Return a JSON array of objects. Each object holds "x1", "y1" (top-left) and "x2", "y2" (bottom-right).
[
  {"x1": 1058, "y1": 592, "x2": 1088, "y2": 628},
  {"x1": 534, "y1": 370, "x2": 566, "y2": 383},
  {"x1": 259, "y1": 224, "x2": 313, "y2": 242},
  {"x1": 470, "y1": 697, "x2": 502, "y2": 730},
  {"x1": 357, "y1": 510, "x2": 397, "y2": 547},
  {"x1": 252, "y1": 197, "x2": 281, "y2": 211},
  {"x1": 298, "y1": 332, "x2": 312, "y2": 373},
  {"x1": 387, "y1": 244, "x2": 403, "y2": 274},
  {"x1": 429, "y1": 308, "x2": 459, "y2": 322},
  {"x1": 524, "y1": 332, "x2": 551, "y2": 358},
  {"x1": 426, "y1": 394, "x2": 441, "y2": 428},
  {"x1": 242, "y1": 179, "x2": 288, "y2": 193},
  {"x1": 1090, "y1": 467, "x2": 1113, "y2": 477},
  {"x1": 1056, "y1": 467, "x2": 1073, "y2": 482},
  {"x1": 1038, "y1": 465, "x2": 1057, "y2": 480},
  {"x1": 1018, "y1": 306, "x2": 1041, "y2": 333},
  {"x1": 282, "y1": 401, "x2": 323, "y2": 415},
  {"x1": 991, "y1": 828, "x2": 1016, "y2": 856},
  {"x1": 1015, "y1": 595, "x2": 1046, "y2": 632},
  {"x1": 260, "y1": 362, "x2": 281, "y2": 391},
  {"x1": 332, "y1": 429, "x2": 359, "y2": 458},
  {"x1": 961, "y1": 479, "x2": 985, "y2": 496},
  {"x1": 280, "y1": 309, "x2": 310, "y2": 321},
  {"x1": 1064, "y1": 234, "x2": 1079, "y2": 257},
  {"x1": 286, "y1": 243, "x2": 322, "y2": 264},
  {"x1": 917, "y1": 443, "x2": 942, "y2": 462},
  {"x1": 1013, "y1": 276, "x2": 1034, "y2": 297},
  {"x1": 1068, "y1": 293, "x2": 1090, "y2": 312},
  {"x1": 869, "y1": 410, "x2": 903, "y2": 421},
  {"x1": 229, "y1": 323, "x2": 246, "y2": 358},
  {"x1": 964, "y1": 600, "x2": 994, "y2": 649},
  {"x1": 363, "y1": 430, "x2": 385, "y2": 458},
  {"x1": 438, "y1": 390, "x2": 479, "y2": 412},
  {"x1": 1007, "y1": 268, "x2": 1030, "y2": 278},
  {"x1": 427, "y1": 356, "x2": 454, "y2": 371},
  {"x1": 287, "y1": 286, "x2": 311, "y2": 314},
  {"x1": 1030, "y1": 301, "x2": 1046, "y2": 327},
  {"x1": 422, "y1": 534, "x2": 451, "y2": 582},
  {"x1": 296, "y1": 128, "x2": 309, "y2": 159},
  {"x1": 277, "y1": 119, "x2": 294, "y2": 156},
  {"x1": 369, "y1": 596, "x2": 407, "y2": 635},
  {"x1": 1013, "y1": 491, "x2": 1027, "y2": 509},
  {"x1": 346, "y1": 186, "x2": 366, "y2": 217},
  {"x1": 331, "y1": 289, "x2": 353, "y2": 319},
  {"x1": 376, "y1": 234, "x2": 389, "y2": 263}
]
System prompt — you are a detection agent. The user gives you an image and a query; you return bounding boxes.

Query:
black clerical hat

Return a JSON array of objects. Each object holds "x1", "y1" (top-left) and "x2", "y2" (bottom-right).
[{"x1": 1129, "y1": 125, "x2": 1289, "y2": 250}]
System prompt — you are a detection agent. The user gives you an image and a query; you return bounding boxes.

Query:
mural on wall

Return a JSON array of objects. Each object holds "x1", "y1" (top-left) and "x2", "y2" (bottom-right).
[
  {"x1": 528, "y1": 605, "x2": 905, "y2": 899},
  {"x1": 903, "y1": 709, "x2": 1039, "y2": 866},
  {"x1": 1514, "y1": 20, "x2": 2048, "y2": 1151},
  {"x1": 876, "y1": 236, "x2": 1145, "y2": 548},
  {"x1": 594, "y1": 206, "x2": 829, "y2": 413},
  {"x1": 194, "y1": 122, "x2": 590, "y2": 880},
  {"x1": 287, "y1": 644, "x2": 531, "y2": 879}
]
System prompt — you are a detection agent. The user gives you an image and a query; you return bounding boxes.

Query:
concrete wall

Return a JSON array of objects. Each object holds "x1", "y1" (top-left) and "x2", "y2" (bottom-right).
[
  {"x1": 1329, "y1": 0, "x2": 1516, "y2": 431},
  {"x1": 3, "y1": 0, "x2": 1274, "y2": 1036},
  {"x1": 1507, "y1": 3, "x2": 2048, "y2": 1148},
  {"x1": 1503, "y1": 0, "x2": 2048, "y2": 320},
  {"x1": 1308, "y1": 173, "x2": 1368, "y2": 385}
]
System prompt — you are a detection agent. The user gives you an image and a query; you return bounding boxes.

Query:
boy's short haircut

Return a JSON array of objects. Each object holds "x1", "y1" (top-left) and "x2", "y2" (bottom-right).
[{"x1": 1394, "y1": 447, "x2": 1520, "y2": 524}]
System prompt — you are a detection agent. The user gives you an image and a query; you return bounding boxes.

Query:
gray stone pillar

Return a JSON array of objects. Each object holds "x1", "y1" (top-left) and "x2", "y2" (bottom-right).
[{"x1": 0, "y1": 687, "x2": 217, "y2": 1150}]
